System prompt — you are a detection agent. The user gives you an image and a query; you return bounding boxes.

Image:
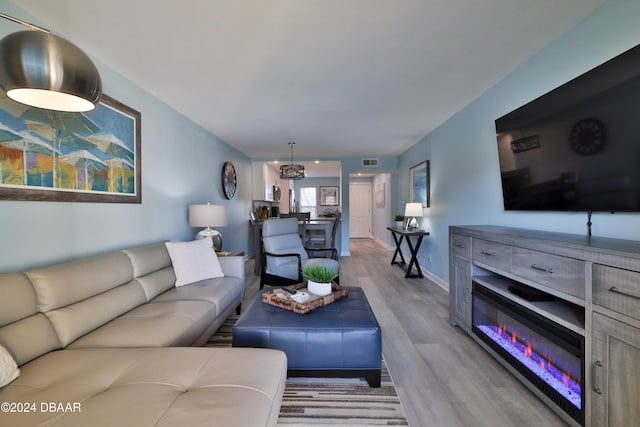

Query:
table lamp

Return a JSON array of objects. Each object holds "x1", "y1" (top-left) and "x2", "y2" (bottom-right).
[
  {"x1": 189, "y1": 204, "x2": 227, "y2": 251},
  {"x1": 404, "y1": 202, "x2": 423, "y2": 230}
]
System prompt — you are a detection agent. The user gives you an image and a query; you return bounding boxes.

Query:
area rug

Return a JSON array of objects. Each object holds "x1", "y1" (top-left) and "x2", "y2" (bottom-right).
[{"x1": 206, "y1": 315, "x2": 409, "y2": 426}]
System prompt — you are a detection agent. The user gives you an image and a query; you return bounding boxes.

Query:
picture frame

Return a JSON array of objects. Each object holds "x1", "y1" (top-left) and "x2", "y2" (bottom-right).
[
  {"x1": 409, "y1": 160, "x2": 430, "y2": 207},
  {"x1": 319, "y1": 186, "x2": 339, "y2": 206},
  {"x1": 0, "y1": 94, "x2": 142, "y2": 203},
  {"x1": 375, "y1": 182, "x2": 385, "y2": 207}
]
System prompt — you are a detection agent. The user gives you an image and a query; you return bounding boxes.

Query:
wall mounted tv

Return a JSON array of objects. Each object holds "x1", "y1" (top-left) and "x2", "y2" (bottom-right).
[{"x1": 495, "y1": 43, "x2": 640, "y2": 212}]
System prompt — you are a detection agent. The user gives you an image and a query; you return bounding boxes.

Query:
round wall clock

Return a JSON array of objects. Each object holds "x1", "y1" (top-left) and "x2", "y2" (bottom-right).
[
  {"x1": 222, "y1": 161, "x2": 237, "y2": 199},
  {"x1": 569, "y1": 118, "x2": 606, "y2": 155}
]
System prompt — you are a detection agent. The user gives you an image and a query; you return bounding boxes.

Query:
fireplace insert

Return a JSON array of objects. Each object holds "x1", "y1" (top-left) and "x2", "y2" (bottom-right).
[{"x1": 472, "y1": 282, "x2": 585, "y2": 425}]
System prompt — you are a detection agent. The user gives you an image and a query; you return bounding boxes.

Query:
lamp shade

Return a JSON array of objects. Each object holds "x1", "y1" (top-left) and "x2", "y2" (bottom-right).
[
  {"x1": 189, "y1": 204, "x2": 228, "y2": 227},
  {"x1": 0, "y1": 31, "x2": 102, "y2": 112},
  {"x1": 280, "y1": 141, "x2": 305, "y2": 180},
  {"x1": 404, "y1": 202, "x2": 423, "y2": 218}
]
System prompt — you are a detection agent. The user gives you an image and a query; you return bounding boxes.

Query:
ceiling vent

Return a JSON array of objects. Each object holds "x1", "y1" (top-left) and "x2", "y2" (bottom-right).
[{"x1": 362, "y1": 159, "x2": 379, "y2": 167}]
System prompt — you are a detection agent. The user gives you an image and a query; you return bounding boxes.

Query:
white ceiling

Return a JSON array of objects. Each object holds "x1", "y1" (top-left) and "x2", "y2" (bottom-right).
[{"x1": 13, "y1": 0, "x2": 604, "y2": 161}]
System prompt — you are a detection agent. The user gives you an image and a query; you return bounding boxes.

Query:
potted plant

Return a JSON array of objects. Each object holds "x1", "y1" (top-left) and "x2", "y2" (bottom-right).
[
  {"x1": 394, "y1": 214, "x2": 405, "y2": 227},
  {"x1": 302, "y1": 265, "x2": 338, "y2": 296}
]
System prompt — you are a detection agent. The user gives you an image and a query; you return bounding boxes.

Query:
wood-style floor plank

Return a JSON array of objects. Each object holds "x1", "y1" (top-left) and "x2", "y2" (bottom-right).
[{"x1": 242, "y1": 238, "x2": 567, "y2": 426}]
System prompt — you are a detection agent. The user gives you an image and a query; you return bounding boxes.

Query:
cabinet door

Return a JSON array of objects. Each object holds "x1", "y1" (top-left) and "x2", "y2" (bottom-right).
[
  {"x1": 450, "y1": 256, "x2": 472, "y2": 330},
  {"x1": 591, "y1": 312, "x2": 640, "y2": 427}
]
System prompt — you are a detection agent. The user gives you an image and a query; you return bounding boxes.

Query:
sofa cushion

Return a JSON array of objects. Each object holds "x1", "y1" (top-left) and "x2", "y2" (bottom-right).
[
  {"x1": 122, "y1": 243, "x2": 175, "y2": 300},
  {"x1": 165, "y1": 239, "x2": 224, "y2": 287},
  {"x1": 0, "y1": 347, "x2": 287, "y2": 427},
  {"x1": 68, "y1": 300, "x2": 216, "y2": 348},
  {"x1": 0, "y1": 273, "x2": 37, "y2": 328},
  {"x1": 0, "y1": 344, "x2": 19, "y2": 387},
  {"x1": 25, "y1": 251, "x2": 134, "y2": 313},
  {"x1": 46, "y1": 282, "x2": 147, "y2": 347},
  {"x1": 0, "y1": 314, "x2": 62, "y2": 367},
  {"x1": 0, "y1": 273, "x2": 61, "y2": 366},
  {"x1": 153, "y1": 276, "x2": 243, "y2": 317},
  {"x1": 121, "y1": 242, "x2": 172, "y2": 278},
  {"x1": 133, "y1": 266, "x2": 176, "y2": 301}
]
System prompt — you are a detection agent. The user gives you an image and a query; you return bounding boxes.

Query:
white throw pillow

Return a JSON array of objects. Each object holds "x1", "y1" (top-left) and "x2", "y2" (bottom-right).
[
  {"x1": 0, "y1": 344, "x2": 19, "y2": 387},
  {"x1": 165, "y1": 238, "x2": 224, "y2": 287}
]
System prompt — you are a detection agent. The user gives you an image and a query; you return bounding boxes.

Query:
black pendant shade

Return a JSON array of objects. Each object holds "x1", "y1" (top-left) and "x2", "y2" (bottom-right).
[{"x1": 280, "y1": 142, "x2": 305, "y2": 180}]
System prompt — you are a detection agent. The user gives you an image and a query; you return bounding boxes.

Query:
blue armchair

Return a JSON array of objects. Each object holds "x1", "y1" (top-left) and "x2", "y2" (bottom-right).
[{"x1": 260, "y1": 218, "x2": 339, "y2": 289}]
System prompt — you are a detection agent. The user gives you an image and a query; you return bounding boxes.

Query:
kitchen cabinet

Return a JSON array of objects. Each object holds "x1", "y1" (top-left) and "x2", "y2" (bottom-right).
[{"x1": 252, "y1": 162, "x2": 279, "y2": 201}]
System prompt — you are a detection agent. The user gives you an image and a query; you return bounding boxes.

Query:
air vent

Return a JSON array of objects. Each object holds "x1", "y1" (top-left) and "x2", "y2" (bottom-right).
[{"x1": 362, "y1": 159, "x2": 379, "y2": 167}]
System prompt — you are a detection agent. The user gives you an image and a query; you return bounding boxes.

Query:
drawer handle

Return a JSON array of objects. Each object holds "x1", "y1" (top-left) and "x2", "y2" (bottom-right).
[
  {"x1": 454, "y1": 243, "x2": 466, "y2": 248},
  {"x1": 609, "y1": 286, "x2": 640, "y2": 300},
  {"x1": 481, "y1": 250, "x2": 496, "y2": 256},
  {"x1": 592, "y1": 360, "x2": 603, "y2": 395},
  {"x1": 530, "y1": 264, "x2": 553, "y2": 274}
]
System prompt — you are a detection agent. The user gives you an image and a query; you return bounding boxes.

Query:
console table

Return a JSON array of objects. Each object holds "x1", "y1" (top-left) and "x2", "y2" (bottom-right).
[{"x1": 386, "y1": 226, "x2": 429, "y2": 278}]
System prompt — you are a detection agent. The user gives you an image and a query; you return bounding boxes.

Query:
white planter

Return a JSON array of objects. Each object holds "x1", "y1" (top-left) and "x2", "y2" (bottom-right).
[
  {"x1": 307, "y1": 280, "x2": 332, "y2": 296},
  {"x1": 394, "y1": 221, "x2": 404, "y2": 227}
]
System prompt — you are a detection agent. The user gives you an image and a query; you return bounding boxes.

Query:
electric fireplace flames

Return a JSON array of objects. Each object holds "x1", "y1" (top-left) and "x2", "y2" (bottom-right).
[{"x1": 472, "y1": 283, "x2": 585, "y2": 425}]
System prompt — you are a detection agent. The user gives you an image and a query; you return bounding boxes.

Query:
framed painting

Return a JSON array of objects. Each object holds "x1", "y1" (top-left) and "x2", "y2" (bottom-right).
[
  {"x1": 0, "y1": 94, "x2": 141, "y2": 203},
  {"x1": 319, "y1": 186, "x2": 339, "y2": 206},
  {"x1": 409, "y1": 160, "x2": 430, "y2": 207},
  {"x1": 375, "y1": 182, "x2": 385, "y2": 207}
]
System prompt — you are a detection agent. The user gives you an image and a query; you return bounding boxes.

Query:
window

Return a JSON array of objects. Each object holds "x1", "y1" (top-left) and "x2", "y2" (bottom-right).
[{"x1": 299, "y1": 187, "x2": 317, "y2": 218}]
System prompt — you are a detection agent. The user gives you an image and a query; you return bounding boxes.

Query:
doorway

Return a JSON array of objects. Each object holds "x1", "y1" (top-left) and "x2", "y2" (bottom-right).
[{"x1": 349, "y1": 182, "x2": 371, "y2": 238}]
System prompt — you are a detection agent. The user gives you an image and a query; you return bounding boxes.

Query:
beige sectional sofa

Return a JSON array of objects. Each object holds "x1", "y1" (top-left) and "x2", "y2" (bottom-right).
[{"x1": 0, "y1": 241, "x2": 287, "y2": 427}]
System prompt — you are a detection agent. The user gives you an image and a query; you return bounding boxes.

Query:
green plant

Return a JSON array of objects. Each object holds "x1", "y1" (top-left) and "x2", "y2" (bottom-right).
[
  {"x1": 303, "y1": 265, "x2": 338, "y2": 283},
  {"x1": 394, "y1": 214, "x2": 405, "y2": 221}
]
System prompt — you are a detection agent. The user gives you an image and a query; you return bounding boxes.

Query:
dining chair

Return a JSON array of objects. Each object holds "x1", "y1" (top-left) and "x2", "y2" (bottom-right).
[{"x1": 304, "y1": 212, "x2": 341, "y2": 260}]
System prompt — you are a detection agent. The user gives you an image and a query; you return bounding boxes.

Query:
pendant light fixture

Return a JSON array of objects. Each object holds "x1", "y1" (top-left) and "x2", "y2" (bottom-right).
[
  {"x1": 0, "y1": 13, "x2": 102, "y2": 112},
  {"x1": 280, "y1": 142, "x2": 305, "y2": 180}
]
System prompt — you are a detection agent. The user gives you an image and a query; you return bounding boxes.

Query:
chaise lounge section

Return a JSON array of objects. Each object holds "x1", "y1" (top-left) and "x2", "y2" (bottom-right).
[{"x1": 0, "y1": 241, "x2": 287, "y2": 427}]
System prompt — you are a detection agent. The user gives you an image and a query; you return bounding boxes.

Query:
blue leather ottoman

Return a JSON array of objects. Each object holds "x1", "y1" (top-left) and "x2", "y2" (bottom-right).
[{"x1": 232, "y1": 287, "x2": 382, "y2": 387}]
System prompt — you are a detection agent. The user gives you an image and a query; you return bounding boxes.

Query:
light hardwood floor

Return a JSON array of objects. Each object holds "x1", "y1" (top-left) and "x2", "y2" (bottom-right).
[{"x1": 243, "y1": 238, "x2": 568, "y2": 427}]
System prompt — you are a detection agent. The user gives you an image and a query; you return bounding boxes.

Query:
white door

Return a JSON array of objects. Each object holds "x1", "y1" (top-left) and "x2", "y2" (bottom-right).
[{"x1": 349, "y1": 183, "x2": 371, "y2": 238}]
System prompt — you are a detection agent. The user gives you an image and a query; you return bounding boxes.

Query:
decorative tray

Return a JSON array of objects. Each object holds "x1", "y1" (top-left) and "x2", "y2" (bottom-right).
[{"x1": 262, "y1": 282, "x2": 348, "y2": 314}]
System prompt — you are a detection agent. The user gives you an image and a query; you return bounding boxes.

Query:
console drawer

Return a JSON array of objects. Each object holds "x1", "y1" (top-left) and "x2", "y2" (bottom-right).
[
  {"x1": 451, "y1": 234, "x2": 471, "y2": 259},
  {"x1": 472, "y1": 239, "x2": 511, "y2": 271},
  {"x1": 512, "y1": 248, "x2": 585, "y2": 299},
  {"x1": 593, "y1": 264, "x2": 640, "y2": 321}
]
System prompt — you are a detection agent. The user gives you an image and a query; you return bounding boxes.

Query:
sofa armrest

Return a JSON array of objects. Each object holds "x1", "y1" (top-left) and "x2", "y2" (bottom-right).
[{"x1": 218, "y1": 255, "x2": 245, "y2": 288}]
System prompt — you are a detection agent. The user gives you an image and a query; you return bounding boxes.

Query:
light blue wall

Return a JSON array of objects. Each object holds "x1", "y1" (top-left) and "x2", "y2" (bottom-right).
[
  {"x1": 341, "y1": 156, "x2": 398, "y2": 256},
  {"x1": 371, "y1": 173, "x2": 393, "y2": 246},
  {"x1": 293, "y1": 177, "x2": 341, "y2": 215},
  {"x1": 398, "y1": 0, "x2": 640, "y2": 285},
  {"x1": 0, "y1": 1, "x2": 252, "y2": 272}
]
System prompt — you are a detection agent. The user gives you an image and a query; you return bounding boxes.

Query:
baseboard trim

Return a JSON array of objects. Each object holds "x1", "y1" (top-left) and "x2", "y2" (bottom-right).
[
  {"x1": 420, "y1": 265, "x2": 449, "y2": 292},
  {"x1": 371, "y1": 236, "x2": 392, "y2": 250},
  {"x1": 370, "y1": 237, "x2": 449, "y2": 292}
]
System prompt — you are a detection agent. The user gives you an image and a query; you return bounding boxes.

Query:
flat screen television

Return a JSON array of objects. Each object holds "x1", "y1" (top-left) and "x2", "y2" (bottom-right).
[{"x1": 495, "y1": 43, "x2": 640, "y2": 212}]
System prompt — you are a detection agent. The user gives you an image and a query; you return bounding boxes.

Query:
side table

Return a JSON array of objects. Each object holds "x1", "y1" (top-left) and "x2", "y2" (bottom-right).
[
  {"x1": 386, "y1": 226, "x2": 429, "y2": 278},
  {"x1": 216, "y1": 251, "x2": 244, "y2": 257}
]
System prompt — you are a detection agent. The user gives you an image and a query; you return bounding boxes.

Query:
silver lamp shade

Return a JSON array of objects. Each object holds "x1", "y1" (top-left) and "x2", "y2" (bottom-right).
[
  {"x1": 0, "y1": 30, "x2": 102, "y2": 112},
  {"x1": 189, "y1": 204, "x2": 228, "y2": 251}
]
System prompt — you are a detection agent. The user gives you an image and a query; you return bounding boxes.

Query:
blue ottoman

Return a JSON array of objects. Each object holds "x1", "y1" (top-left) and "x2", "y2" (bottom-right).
[{"x1": 232, "y1": 287, "x2": 382, "y2": 387}]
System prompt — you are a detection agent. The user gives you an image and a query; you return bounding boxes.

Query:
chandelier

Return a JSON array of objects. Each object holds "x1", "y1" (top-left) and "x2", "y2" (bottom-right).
[{"x1": 280, "y1": 142, "x2": 305, "y2": 180}]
